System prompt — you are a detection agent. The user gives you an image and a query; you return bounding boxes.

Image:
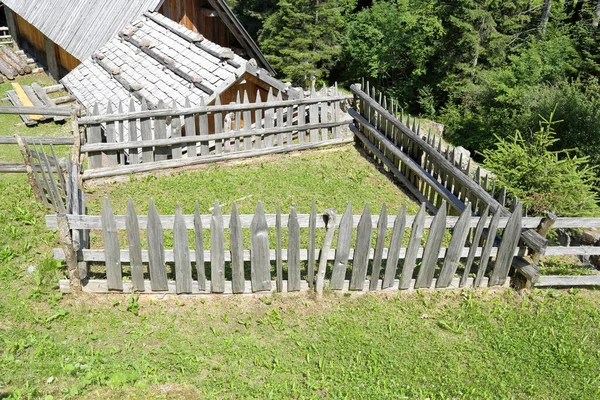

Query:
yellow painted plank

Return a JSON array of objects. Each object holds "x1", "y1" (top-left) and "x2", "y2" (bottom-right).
[{"x1": 11, "y1": 82, "x2": 42, "y2": 120}]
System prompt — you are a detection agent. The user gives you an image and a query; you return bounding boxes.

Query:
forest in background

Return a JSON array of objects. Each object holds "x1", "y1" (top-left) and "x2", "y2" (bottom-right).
[{"x1": 227, "y1": 0, "x2": 600, "y2": 216}]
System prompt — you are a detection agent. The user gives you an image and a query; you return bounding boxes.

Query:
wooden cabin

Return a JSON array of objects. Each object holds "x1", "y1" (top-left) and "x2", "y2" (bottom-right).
[
  {"x1": 2, "y1": 0, "x2": 274, "y2": 80},
  {"x1": 60, "y1": 12, "x2": 295, "y2": 133}
]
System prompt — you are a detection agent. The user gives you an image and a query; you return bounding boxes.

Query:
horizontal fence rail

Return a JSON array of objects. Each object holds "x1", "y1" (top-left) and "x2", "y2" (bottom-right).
[
  {"x1": 80, "y1": 85, "x2": 353, "y2": 179},
  {"x1": 48, "y1": 197, "x2": 538, "y2": 294}
]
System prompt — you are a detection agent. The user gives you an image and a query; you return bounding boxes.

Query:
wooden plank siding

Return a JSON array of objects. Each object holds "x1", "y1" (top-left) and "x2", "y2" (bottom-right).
[
  {"x1": 14, "y1": 12, "x2": 80, "y2": 77},
  {"x1": 159, "y1": 0, "x2": 238, "y2": 52}
]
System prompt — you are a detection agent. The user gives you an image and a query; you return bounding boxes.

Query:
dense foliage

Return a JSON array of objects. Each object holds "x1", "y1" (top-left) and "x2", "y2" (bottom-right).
[{"x1": 227, "y1": 0, "x2": 600, "y2": 209}]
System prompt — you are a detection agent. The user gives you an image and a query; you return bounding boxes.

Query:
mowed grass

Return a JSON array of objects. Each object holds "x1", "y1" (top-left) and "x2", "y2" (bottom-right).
[
  {"x1": 1, "y1": 168, "x2": 600, "y2": 399},
  {"x1": 85, "y1": 145, "x2": 421, "y2": 216},
  {"x1": 1, "y1": 83, "x2": 599, "y2": 398}
]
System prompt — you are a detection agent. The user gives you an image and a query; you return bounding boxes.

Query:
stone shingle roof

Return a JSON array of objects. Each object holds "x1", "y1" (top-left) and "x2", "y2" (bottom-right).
[{"x1": 61, "y1": 12, "x2": 249, "y2": 113}]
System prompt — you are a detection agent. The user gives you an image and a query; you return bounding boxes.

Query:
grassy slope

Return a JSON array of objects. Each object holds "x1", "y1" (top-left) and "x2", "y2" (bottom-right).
[{"x1": 85, "y1": 146, "x2": 421, "y2": 216}]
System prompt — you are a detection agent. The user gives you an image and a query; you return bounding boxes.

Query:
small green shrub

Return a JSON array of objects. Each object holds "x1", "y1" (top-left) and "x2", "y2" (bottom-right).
[{"x1": 482, "y1": 112, "x2": 599, "y2": 216}]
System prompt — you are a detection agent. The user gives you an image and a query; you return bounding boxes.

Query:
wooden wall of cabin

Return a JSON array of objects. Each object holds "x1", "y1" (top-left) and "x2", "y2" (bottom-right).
[
  {"x1": 57, "y1": 47, "x2": 81, "y2": 72},
  {"x1": 10, "y1": 10, "x2": 80, "y2": 79},
  {"x1": 200, "y1": 72, "x2": 288, "y2": 130},
  {"x1": 218, "y1": 72, "x2": 288, "y2": 106},
  {"x1": 158, "y1": 0, "x2": 244, "y2": 54}
]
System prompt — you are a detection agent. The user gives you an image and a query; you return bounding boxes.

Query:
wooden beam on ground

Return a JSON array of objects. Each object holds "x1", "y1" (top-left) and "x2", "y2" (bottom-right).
[
  {"x1": 0, "y1": 45, "x2": 31, "y2": 74},
  {"x1": 22, "y1": 85, "x2": 53, "y2": 122},
  {"x1": 52, "y1": 94, "x2": 76, "y2": 105},
  {"x1": 6, "y1": 90, "x2": 36, "y2": 126},
  {"x1": 0, "y1": 52, "x2": 15, "y2": 79},
  {"x1": 43, "y1": 84, "x2": 65, "y2": 94},
  {"x1": 32, "y1": 83, "x2": 66, "y2": 122},
  {"x1": 11, "y1": 83, "x2": 42, "y2": 120},
  {"x1": 0, "y1": 48, "x2": 22, "y2": 75}
]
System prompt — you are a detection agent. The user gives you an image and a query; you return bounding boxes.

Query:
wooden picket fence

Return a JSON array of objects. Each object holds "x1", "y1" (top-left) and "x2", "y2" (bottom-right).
[
  {"x1": 46, "y1": 196, "x2": 539, "y2": 294},
  {"x1": 348, "y1": 82, "x2": 548, "y2": 262},
  {"x1": 77, "y1": 85, "x2": 353, "y2": 180}
]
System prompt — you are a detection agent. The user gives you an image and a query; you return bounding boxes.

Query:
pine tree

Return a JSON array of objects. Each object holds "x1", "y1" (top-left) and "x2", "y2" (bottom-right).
[{"x1": 259, "y1": 0, "x2": 356, "y2": 86}]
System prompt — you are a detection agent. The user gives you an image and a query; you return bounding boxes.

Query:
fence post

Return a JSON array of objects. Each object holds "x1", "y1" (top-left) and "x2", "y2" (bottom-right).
[
  {"x1": 56, "y1": 214, "x2": 82, "y2": 294},
  {"x1": 531, "y1": 212, "x2": 557, "y2": 264},
  {"x1": 14, "y1": 134, "x2": 43, "y2": 203},
  {"x1": 70, "y1": 105, "x2": 80, "y2": 165},
  {"x1": 315, "y1": 209, "x2": 337, "y2": 296},
  {"x1": 513, "y1": 212, "x2": 557, "y2": 290}
]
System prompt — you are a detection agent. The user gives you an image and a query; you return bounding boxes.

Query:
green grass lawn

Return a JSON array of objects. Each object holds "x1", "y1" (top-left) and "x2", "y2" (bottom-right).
[
  {"x1": 1, "y1": 73, "x2": 600, "y2": 399},
  {"x1": 86, "y1": 145, "x2": 420, "y2": 216},
  {"x1": 2, "y1": 158, "x2": 600, "y2": 399}
]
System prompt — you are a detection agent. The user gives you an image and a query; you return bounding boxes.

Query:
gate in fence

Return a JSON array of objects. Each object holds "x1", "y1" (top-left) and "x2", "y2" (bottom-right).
[{"x1": 14, "y1": 136, "x2": 70, "y2": 213}]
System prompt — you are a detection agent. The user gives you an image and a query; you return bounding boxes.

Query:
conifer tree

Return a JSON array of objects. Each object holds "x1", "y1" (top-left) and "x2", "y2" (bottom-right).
[{"x1": 259, "y1": 0, "x2": 356, "y2": 86}]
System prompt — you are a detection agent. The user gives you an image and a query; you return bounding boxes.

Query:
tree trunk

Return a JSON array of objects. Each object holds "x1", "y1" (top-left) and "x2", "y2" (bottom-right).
[
  {"x1": 540, "y1": 0, "x2": 552, "y2": 33},
  {"x1": 594, "y1": 0, "x2": 600, "y2": 28}
]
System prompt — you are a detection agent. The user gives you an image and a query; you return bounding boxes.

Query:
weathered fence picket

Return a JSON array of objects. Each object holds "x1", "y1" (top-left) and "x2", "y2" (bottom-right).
[
  {"x1": 101, "y1": 196, "x2": 122, "y2": 291},
  {"x1": 288, "y1": 206, "x2": 301, "y2": 291},
  {"x1": 349, "y1": 203, "x2": 373, "y2": 290},
  {"x1": 331, "y1": 202, "x2": 352, "y2": 290},
  {"x1": 147, "y1": 199, "x2": 168, "y2": 291},
  {"x1": 382, "y1": 205, "x2": 406, "y2": 289},
  {"x1": 230, "y1": 203, "x2": 245, "y2": 294},
  {"x1": 174, "y1": 206, "x2": 192, "y2": 294},
  {"x1": 126, "y1": 198, "x2": 145, "y2": 291},
  {"x1": 194, "y1": 202, "x2": 206, "y2": 291},
  {"x1": 250, "y1": 202, "x2": 271, "y2": 292},
  {"x1": 211, "y1": 201, "x2": 225, "y2": 293}
]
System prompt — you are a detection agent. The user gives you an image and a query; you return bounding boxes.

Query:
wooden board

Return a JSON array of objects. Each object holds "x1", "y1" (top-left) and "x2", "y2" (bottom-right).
[
  {"x1": 287, "y1": 206, "x2": 301, "y2": 291},
  {"x1": 147, "y1": 199, "x2": 168, "y2": 291},
  {"x1": 230, "y1": 203, "x2": 245, "y2": 294},
  {"x1": 12, "y1": 83, "x2": 41, "y2": 120},
  {"x1": 210, "y1": 201, "x2": 225, "y2": 293},
  {"x1": 349, "y1": 204, "x2": 373, "y2": 291},
  {"x1": 250, "y1": 201, "x2": 272, "y2": 292},
  {"x1": 330, "y1": 203, "x2": 352, "y2": 290},
  {"x1": 173, "y1": 206, "x2": 193, "y2": 294},
  {"x1": 101, "y1": 197, "x2": 123, "y2": 291},
  {"x1": 126, "y1": 198, "x2": 145, "y2": 292}
]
